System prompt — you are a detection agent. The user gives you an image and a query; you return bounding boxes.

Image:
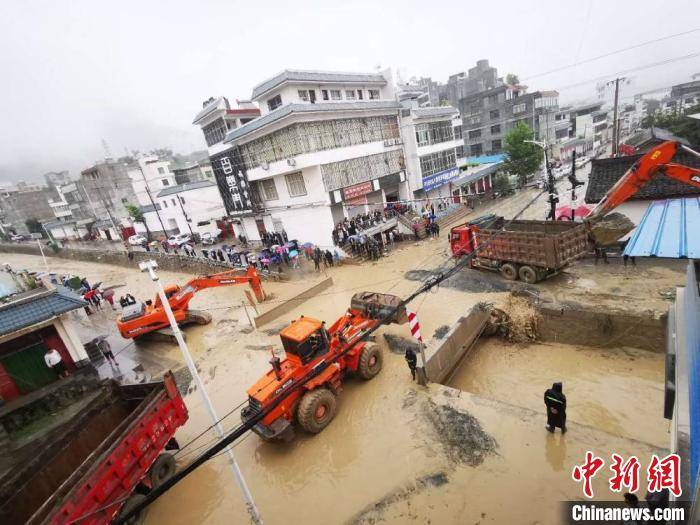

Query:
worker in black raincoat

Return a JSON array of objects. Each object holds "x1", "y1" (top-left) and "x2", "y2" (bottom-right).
[
  {"x1": 405, "y1": 349, "x2": 418, "y2": 381},
  {"x1": 544, "y1": 382, "x2": 567, "y2": 433}
]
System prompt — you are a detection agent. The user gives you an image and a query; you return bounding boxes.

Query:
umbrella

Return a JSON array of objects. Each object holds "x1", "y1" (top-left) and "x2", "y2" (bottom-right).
[
  {"x1": 260, "y1": 258, "x2": 270, "y2": 264},
  {"x1": 271, "y1": 244, "x2": 280, "y2": 250},
  {"x1": 276, "y1": 246, "x2": 286, "y2": 254},
  {"x1": 302, "y1": 242, "x2": 314, "y2": 248},
  {"x1": 289, "y1": 250, "x2": 298, "y2": 258},
  {"x1": 555, "y1": 205, "x2": 591, "y2": 220}
]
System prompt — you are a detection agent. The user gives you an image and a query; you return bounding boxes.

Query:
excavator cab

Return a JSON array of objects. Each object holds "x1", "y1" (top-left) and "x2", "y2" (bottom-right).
[{"x1": 280, "y1": 317, "x2": 329, "y2": 365}]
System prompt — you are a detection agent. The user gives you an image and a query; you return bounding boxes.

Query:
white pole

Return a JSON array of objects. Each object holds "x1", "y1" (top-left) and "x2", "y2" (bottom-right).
[
  {"x1": 37, "y1": 239, "x2": 49, "y2": 273},
  {"x1": 140, "y1": 260, "x2": 263, "y2": 525}
]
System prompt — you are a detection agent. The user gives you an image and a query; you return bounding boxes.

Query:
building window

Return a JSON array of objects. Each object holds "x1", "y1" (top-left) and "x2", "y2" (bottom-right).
[
  {"x1": 415, "y1": 120, "x2": 455, "y2": 147},
  {"x1": 322, "y1": 89, "x2": 329, "y2": 100},
  {"x1": 330, "y1": 90, "x2": 342, "y2": 100},
  {"x1": 489, "y1": 109, "x2": 500, "y2": 120},
  {"x1": 284, "y1": 172, "x2": 307, "y2": 197},
  {"x1": 260, "y1": 178, "x2": 279, "y2": 201},
  {"x1": 468, "y1": 129, "x2": 481, "y2": 139},
  {"x1": 456, "y1": 145, "x2": 464, "y2": 158},
  {"x1": 121, "y1": 197, "x2": 128, "y2": 204},
  {"x1": 419, "y1": 149, "x2": 457, "y2": 178},
  {"x1": 488, "y1": 94, "x2": 498, "y2": 105},
  {"x1": 368, "y1": 89, "x2": 380, "y2": 100},
  {"x1": 172, "y1": 199, "x2": 176, "y2": 206},
  {"x1": 162, "y1": 179, "x2": 170, "y2": 186},
  {"x1": 202, "y1": 118, "x2": 228, "y2": 146},
  {"x1": 466, "y1": 114, "x2": 481, "y2": 125},
  {"x1": 267, "y1": 94, "x2": 282, "y2": 111},
  {"x1": 453, "y1": 126, "x2": 463, "y2": 140},
  {"x1": 163, "y1": 201, "x2": 168, "y2": 208},
  {"x1": 298, "y1": 90, "x2": 310, "y2": 102},
  {"x1": 491, "y1": 124, "x2": 501, "y2": 134},
  {"x1": 470, "y1": 143, "x2": 483, "y2": 156},
  {"x1": 357, "y1": 90, "x2": 363, "y2": 100},
  {"x1": 491, "y1": 140, "x2": 502, "y2": 151},
  {"x1": 345, "y1": 90, "x2": 356, "y2": 100},
  {"x1": 513, "y1": 103, "x2": 527, "y2": 114},
  {"x1": 180, "y1": 197, "x2": 185, "y2": 204}
]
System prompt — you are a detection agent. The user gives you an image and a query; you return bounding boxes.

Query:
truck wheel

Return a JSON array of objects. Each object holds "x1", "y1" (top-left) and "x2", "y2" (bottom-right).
[
  {"x1": 118, "y1": 494, "x2": 147, "y2": 525},
  {"x1": 297, "y1": 388, "x2": 337, "y2": 434},
  {"x1": 518, "y1": 265, "x2": 538, "y2": 284},
  {"x1": 149, "y1": 453, "x2": 176, "y2": 488},
  {"x1": 357, "y1": 345, "x2": 383, "y2": 380},
  {"x1": 500, "y1": 263, "x2": 518, "y2": 280}
]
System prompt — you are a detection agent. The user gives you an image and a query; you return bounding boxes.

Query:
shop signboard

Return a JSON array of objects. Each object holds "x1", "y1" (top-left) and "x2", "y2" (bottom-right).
[{"x1": 422, "y1": 167, "x2": 460, "y2": 192}]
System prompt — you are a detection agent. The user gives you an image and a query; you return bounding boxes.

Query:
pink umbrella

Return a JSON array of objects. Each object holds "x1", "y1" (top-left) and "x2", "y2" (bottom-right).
[
  {"x1": 276, "y1": 246, "x2": 286, "y2": 254},
  {"x1": 555, "y1": 205, "x2": 591, "y2": 220}
]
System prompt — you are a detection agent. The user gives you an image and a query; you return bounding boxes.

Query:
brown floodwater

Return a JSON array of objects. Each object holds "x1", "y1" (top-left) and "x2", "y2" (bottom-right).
[
  {"x1": 0, "y1": 247, "x2": 676, "y2": 524},
  {"x1": 447, "y1": 338, "x2": 668, "y2": 447}
]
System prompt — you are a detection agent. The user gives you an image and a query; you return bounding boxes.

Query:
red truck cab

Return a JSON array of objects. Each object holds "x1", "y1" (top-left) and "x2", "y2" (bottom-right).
[{"x1": 450, "y1": 214, "x2": 496, "y2": 258}]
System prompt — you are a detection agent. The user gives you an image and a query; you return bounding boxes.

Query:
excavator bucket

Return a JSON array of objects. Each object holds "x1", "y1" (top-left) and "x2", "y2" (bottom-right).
[
  {"x1": 585, "y1": 212, "x2": 635, "y2": 246},
  {"x1": 350, "y1": 292, "x2": 408, "y2": 325}
]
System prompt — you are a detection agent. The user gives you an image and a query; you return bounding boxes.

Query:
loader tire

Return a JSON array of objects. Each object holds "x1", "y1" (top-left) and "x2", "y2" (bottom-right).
[
  {"x1": 297, "y1": 388, "x2": 336, "y2": 434},
  {"x1": 518, "y1": 265, "x2": 538, "y2": 284},
  {"x1": 500, "y1": 263, "x2": 518, "y2": 281},
  {"x1": 185, "y1": 309, "x2": 213, "y2": 325},
  {"x1": 357, "y1": 345, "x2": 383, "y2": 380},
  {"x1": 118, "y1": 494, "x2": 147, "y2": 525},
  {"x1": 149, "y1": 452, "x2": 176, "y2": 488}
]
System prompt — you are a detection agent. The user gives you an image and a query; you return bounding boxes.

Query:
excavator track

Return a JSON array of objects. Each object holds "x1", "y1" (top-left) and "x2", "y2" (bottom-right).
[{"x1": 183, "y1": 309, "x2": 213, "y2": 326}]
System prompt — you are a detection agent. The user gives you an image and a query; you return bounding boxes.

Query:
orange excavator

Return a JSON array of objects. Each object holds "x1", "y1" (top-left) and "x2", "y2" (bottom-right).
[
  {"x1": 241, "y1": 292, "x2": 408, "y2": 441},
  {"x1": 587, "y1": 140, "x2": 700, "y2": 220},
  {"x1": 117, "y1": 266, "x2": 266, "y2": 339}
]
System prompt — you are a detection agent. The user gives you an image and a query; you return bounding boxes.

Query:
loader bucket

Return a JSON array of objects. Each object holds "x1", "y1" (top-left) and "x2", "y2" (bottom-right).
[{"x1": 350, "y1": 292, "x2": 408, "y2": 325}]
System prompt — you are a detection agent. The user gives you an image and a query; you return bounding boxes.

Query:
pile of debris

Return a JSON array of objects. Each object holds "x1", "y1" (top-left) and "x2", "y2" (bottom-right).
[
  {"x1": 587, "y1": 212, "x2": 635, "y2": 246},
  {"x1": 496, "y1": 295, "x2": 541, "y2": 343}
]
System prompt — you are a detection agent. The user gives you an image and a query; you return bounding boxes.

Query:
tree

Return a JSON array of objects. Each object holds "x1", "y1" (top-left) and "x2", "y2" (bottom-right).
[
  {"x1": 640, "y1": 103, "x2": 700, "y2": 145},
  {"x1": 125, "y1": 203, "x2": 150, "y2": 240},
  {"x1": 25, "y1": 218, "x2": 42, "y2": 234},
  {"x1": 506, "y1": 73, "x2": 520, "y2": 85},
  {"x1": 492, "y1": 172, "x2": 512, "y2": 194},
  {"x1": 502, "y1": 122, "x2": 542, "y2": 187}
]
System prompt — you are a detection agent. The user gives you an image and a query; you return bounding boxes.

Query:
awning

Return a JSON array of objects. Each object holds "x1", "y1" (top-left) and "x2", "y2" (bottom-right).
[{"x1": 624, "y1": 197, "x2": 700, "y2": 258}]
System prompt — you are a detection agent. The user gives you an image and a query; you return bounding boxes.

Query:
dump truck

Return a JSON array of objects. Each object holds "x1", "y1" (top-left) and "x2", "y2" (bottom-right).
[
  {"x1": 0, "y1": 372, "x2": 187, "y2": 525},
  {"x1": 241, "y1": 292, "x2": 408, "y2": 441},
  {"x1": 450, "y1": 214, "x2": 589, "y2": 283}
]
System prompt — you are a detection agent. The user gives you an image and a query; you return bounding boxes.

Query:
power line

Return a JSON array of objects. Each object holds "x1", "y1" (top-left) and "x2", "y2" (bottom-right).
[{"x1": 522, "y1": 28, "x2": 700, "y2": 81}]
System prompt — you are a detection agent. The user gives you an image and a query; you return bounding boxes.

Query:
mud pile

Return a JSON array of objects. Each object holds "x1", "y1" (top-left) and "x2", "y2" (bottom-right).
[
  {"x1": 500, "y1": 295, "x2": 541, "y2": 343},
  {"x1": 423, "y1": 400, "x2": 497, "y2": 466},
  {"x1": 588, "y1": 212, "x2": 635, "y2": 246}
]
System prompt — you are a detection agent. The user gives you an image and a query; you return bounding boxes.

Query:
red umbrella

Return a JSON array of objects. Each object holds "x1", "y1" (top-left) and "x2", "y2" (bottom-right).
[{"x1": 555, "y1": 205, "x2": 591, "y2": 220}]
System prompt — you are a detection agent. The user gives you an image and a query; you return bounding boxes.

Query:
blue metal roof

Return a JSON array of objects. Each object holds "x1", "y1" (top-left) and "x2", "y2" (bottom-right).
[
  {"x1": 0, "y1": 286, "x2": 87, "y2": 336},
  {"x1": 624, "y1": 197, "x2": 700, "y2": 258}
]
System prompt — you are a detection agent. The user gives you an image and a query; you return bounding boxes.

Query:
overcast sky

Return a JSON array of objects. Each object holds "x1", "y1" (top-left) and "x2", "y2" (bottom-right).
[{"x1": 1, "y1": 0, "x2": 699, "y2": 182}]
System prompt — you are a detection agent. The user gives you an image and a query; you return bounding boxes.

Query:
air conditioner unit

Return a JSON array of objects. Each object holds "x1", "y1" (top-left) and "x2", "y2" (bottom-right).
[{"x1": 287, "y1": 158, "x2": 296, "y2": 167}]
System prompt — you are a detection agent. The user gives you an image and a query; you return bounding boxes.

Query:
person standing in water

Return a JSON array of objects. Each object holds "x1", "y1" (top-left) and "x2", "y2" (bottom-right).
[{"x1": 544, "y1": 382, "x2": 567, "y2": 433}]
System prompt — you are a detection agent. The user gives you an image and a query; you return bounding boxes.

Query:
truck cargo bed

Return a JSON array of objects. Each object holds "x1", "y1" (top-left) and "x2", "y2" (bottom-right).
[{"x1": 472, "y1": 217, "x2": 588, "y2": 270}]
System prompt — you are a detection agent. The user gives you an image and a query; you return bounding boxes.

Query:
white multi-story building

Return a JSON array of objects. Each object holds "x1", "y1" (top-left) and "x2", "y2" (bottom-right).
[
  {"x1": 127, "y1": 155, "x2": 176, "y2": 207},
  {"x1": 400, "y1": 104, "x2": 464, "y2": 202},
  {"x1": 209, "y1": 69, "x2": 405, "y2": 248}
]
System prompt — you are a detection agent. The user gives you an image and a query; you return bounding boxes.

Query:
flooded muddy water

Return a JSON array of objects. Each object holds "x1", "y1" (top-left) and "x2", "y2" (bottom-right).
[{"x1": 447, "y1": 338, "x2": 668, "y2": 447}]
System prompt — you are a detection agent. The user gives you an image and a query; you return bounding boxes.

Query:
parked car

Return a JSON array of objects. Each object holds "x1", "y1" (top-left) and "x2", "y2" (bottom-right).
[
  {"x1": 127, "y1": 234, "x2": 147, "y2": 246},
  {"x1": 167, "y1": 233, "x2": 191, "y2": 247},
  {"x1": 10, "y1": 234, "x2": 26, "y2": 242},
  {"x1": 200, "y1": 228, "x2": 222, "y2": 245}
]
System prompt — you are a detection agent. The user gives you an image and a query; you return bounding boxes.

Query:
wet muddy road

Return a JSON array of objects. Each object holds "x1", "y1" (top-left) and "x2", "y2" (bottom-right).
[{"x1": 0, "y1": 229, "x2": 683, "y2": 524}]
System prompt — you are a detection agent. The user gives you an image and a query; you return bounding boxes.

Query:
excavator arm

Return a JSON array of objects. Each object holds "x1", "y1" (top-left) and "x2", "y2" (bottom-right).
[
  {"x1": 186, "y1": 266, "x2": 266, "y2": 302},
  {"x1": 587, "y1": 141, "x2": 700, "y2": 220}
]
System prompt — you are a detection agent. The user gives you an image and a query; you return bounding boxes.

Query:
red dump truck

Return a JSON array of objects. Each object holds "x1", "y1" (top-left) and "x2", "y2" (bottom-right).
[
  {"x1": 0, "y1": 372, "x2": 187, "y2": 525},
  {"x1": 449, "y1": 214, "x2": 589, "y2": 283}
]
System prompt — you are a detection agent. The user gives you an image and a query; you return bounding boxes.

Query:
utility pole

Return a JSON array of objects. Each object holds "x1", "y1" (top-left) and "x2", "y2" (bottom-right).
[
  {"x1": 136, "y1": 161, "x2": 167, "y2": 238},
  {"x1": 96, "y1": 187, "x2": 130, "y2": 253},
  {"x1": 176, "y1": 194, "x2": 195, "y2": 237},
  {"x1": 525, "y1": 139, "x2": 558, "y2": 220},
  {"x1": 607, "y1": 77, "x2": 626, "y2": 157},
  {"x1": 139, "y1": 260, "x2": 263, "y2": 525}
]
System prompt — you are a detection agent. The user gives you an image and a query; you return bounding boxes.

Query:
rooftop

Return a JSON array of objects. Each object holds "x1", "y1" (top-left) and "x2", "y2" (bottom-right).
[
  {"x1": 625, "y1": 127, "x2": 690, "y2": 151},
  {"x1": 157, "y1": 180, "x2": 216, "y2": 197},
  {"x1": 192, "y1": 97, "x2": 227, "y2": 124},
  {"x1": 584, "y1": 150, "x2": 700, "y2": 203},
  {"x1": 224, "y1": 100, "x2": 402, "y2": 143},
  {"x1": 251, "y1": 69, "x2": 387, "y2": 99},
  {"x1": 411, "y1": 106, "x2": 459, "y2": 119},
  {"x1": 0, "y1": 286, "x2": 86, "y2": 337}
]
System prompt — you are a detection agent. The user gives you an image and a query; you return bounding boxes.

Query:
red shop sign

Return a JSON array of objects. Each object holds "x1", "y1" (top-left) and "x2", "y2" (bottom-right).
[{"x1": 343, "y1": 181, "x2": 373, "y2": 201}]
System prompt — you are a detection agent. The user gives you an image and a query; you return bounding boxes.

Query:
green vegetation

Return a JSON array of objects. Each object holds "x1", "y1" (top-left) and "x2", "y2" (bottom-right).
[
  {"x1": 502, "y1": 122, "x2": 541, "y2": 187},
  {"x1": 505, "y1": 73, "x2": 520, "y2": 85},
  {"x1": 641, "y1": 103, "x2": 700, "y2": 145}
]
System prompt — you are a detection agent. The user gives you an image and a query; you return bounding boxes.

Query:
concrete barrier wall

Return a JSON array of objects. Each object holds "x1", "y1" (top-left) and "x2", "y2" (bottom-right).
[
  {"x1": 537, "y1": 304, "x2": 666, "y2": 352},
  {"x1": 424, "y1": 306, "x2": 490, "y2": 383},
  {"x1": 254, "y1": 277, "x2": 334, "y2": 328},
  {"x1": 0, "y1": 243, "x2": 280, "y2": 279}
]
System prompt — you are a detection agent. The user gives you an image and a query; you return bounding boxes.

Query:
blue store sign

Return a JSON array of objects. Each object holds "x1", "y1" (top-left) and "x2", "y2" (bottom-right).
[{"x1": 422, "y1": 167, "x2": 460, "y2": 192}]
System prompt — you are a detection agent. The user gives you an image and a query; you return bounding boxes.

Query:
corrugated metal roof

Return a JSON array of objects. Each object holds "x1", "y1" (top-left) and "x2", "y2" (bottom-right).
[
  {"x1": 0, "y1": 286, "x2": 86, "y2": 336},
  {"x1": 224, "y1": 100, "x2": 402, "y2": 143},
  {"x1": 251, "y1": 70, "x2": 386, "y2": 99},
  {"x1": 624, "y1": 197, "x2": 700, "y2": 258},
  {"x1": 411, "y1": 107, "x2": 459, "y2": 119}
]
